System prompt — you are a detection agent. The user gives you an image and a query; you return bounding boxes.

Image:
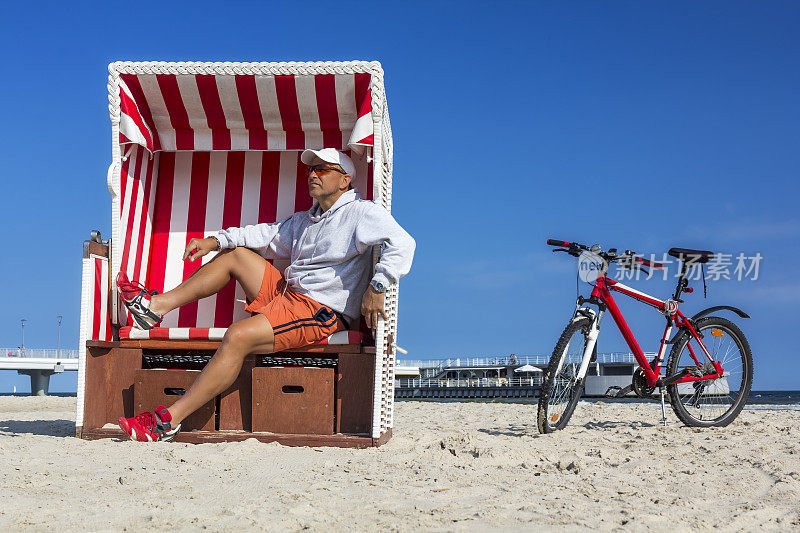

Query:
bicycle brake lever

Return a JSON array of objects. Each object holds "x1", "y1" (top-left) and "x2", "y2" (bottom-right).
[{"x1": 552, "y1": 248, "x2": 569, "y2": 253}]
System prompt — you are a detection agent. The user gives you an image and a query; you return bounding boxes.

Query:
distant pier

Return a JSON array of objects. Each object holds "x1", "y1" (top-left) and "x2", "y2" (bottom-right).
[
  {"x1": 0, "y1": 348, "x2": 79, "y2": 395},
  {"x1": 395, "y1": 353, "x2": 644, "y2": 399}
]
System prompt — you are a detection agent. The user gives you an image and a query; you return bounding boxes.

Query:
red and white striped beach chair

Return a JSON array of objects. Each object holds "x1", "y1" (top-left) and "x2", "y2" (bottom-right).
[{"x1": 77, "y1": 61, "x2": 399, "y2": 446}]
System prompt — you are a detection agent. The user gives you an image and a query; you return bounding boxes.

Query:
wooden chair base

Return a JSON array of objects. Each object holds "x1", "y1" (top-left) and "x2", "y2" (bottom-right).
[{"x1": 79, "y1": 340, "x2": 387, "y2": 448}]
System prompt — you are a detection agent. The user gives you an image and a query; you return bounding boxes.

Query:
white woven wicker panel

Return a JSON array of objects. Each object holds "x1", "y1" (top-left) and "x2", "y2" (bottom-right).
[
  {"x1": 370, "y1": 122, "x2": 387, "y2": 438},
  {"x1": 386, "y1": 283, "x2": 399, "y2": 427},
  {"x1": 377, "y1": 247, "x2": 399, "y2": 434},
  {"x1": 76, "y1": 256, "x2": 94, "y2": 429}
]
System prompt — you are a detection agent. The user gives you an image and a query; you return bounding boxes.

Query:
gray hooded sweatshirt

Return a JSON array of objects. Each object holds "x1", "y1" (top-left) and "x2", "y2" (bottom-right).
[{"x1": 215, "y1": 190, "x2": 415, "y2": 324}]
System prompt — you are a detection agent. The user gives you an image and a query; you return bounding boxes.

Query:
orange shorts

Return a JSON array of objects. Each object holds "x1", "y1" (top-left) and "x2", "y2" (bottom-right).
[{"x1": 244, "y1": 262, "x2": 346, "y2": 353}]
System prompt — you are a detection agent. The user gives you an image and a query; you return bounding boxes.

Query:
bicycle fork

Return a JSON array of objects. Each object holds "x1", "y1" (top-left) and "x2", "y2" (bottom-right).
[
  {"x1": 579, "y1": 318, "x2": 601, "y2": 380},
  {"x1": 560, "y1": 308, "x2": 603, "y2": 382}
]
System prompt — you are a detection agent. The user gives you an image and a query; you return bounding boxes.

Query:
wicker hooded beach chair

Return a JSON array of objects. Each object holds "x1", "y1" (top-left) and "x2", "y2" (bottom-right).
[{"x1": 77, "y1": 61, "x2": 399, "y2": 446}]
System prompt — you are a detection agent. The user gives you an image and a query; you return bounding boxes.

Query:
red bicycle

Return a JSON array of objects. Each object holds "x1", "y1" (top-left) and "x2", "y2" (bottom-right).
[{"x1": 537, "y1": 239, "x2": 753, "y2": 433}]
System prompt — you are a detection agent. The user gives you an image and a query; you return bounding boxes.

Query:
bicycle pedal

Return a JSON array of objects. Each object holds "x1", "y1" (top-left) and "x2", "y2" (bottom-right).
[
  {"x1": 604, "y1": 386, "x2": 622, "y2": 399},
  {"x1": 604, "y1": 385, "x2": 632, "y2": 399},
  {"x1": 604, "y1": 385, "x2": 633, "y2": 399}
]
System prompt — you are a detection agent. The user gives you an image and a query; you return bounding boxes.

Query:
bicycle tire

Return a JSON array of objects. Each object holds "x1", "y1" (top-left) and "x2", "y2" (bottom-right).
[
  {"x1": 666, "y1": 316, "x2": 753, "y2": 427},
  {"x1": 538, "y1": 317, "x2": 591, "y2": 433}
]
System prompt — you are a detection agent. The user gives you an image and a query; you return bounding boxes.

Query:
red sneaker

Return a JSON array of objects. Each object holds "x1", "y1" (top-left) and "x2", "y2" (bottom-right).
[
  {"x1": 118, "y1": 405, "x2": 180, "y2": 442},
  {"x1": 116, "y1": 272, "x2": 163, "y2": 330}
]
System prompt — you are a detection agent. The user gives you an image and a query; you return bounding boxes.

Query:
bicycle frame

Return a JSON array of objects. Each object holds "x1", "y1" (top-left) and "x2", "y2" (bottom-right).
[{"x1": 575, "y1": 274, "x2": 724, "y2": 388}]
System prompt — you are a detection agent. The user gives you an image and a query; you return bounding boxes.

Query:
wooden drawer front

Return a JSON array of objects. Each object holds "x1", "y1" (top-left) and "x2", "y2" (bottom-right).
[
  {"x1": 133, "y1": 370, "x2": 215, "y2": 431},
  {"x1": 252, "y1": 367, "x2": 334, "y2": 435}
]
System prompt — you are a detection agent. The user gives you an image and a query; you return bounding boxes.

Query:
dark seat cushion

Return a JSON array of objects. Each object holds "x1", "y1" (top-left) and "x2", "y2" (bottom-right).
[{"x1": 668, "y1": 247, "x2": 715, "y2": 264}]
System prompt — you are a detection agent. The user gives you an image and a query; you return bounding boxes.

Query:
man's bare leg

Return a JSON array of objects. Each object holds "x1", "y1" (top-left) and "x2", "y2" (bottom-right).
[
  {"x1": 138, "y1": 246, "x2": 272, "y2": 425},
  {"x1": 167, "y1": 314, "x2": 274, "y2": 425},
  {"x1": 148, "y1": 247, "x2": 266, "y2": 317}
]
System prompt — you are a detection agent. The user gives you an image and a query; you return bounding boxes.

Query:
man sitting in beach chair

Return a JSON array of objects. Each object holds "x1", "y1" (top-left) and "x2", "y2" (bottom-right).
[{"x1": 115, "y1": 149, "x2": 415, "y2": 442}]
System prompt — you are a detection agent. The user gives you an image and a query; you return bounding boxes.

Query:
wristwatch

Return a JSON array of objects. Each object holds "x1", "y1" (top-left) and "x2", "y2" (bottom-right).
[
  {"x1": 370, "y1": 280, "x2": 387, "y2": 293},
  {"x1": 211, "y1": 236, "x2": 221, "y2": 251}
]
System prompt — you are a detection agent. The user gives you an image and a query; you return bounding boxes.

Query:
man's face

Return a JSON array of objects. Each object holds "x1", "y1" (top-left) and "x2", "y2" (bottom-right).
[{"x1": 307, "y1": 161, "x2": 351, "y2": 199}]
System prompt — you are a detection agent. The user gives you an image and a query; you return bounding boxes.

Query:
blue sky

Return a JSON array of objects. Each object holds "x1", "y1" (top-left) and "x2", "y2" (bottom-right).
[{"x1": 1, "y1": 1, "x2": 798, "y2": 392}]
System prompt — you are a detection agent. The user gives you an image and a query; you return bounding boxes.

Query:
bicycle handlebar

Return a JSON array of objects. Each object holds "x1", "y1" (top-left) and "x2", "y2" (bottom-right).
[
  {"x1": 546, "y1": 238, "x2": 665, "y2": 269},
  {"x1": 547, "y1": 239, "x2": 588, "y2": 251}
]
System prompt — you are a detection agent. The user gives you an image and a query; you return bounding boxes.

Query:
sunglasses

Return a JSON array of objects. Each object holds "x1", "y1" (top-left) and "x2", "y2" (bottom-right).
[{"x1": 306, "y1": 164, "x2": 347, "y2": 177}]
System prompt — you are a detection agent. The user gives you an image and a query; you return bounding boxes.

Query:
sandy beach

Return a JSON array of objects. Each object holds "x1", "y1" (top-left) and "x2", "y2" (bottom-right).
[{"x1": 1, "y1": 396, "x2": 798, "y2": 532}]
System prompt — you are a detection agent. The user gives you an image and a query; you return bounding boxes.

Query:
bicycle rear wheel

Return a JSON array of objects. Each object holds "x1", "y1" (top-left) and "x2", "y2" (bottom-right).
[
  {"x1": 666, "y1": 316, "x2": 753, "y2": 427},
  {"x1": 537, "y1": 317, "x2": 591, "y2": 433}
]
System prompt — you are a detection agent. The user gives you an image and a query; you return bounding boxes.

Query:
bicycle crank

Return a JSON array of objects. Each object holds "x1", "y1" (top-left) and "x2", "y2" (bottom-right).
[{"x1": 632, "y1": 368, "x2": 656, "y2": 398}]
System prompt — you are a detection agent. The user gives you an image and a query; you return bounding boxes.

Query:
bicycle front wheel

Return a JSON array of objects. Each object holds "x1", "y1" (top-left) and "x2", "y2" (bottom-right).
[
  {"x1": 666, "y1": 316, "x2": 753, "y2": 427},
  {"x1": 537, "y1": 317, "x2": 591, "y2": 433}
]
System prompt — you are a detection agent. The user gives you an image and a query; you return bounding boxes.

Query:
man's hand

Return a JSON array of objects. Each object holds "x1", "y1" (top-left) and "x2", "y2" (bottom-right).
[
  {"x1": 361, "y1": 285, "x2": 388, "y2": 329},
  {"x1": 183, "y1": 237, "x2": 219, "y2": 262}
]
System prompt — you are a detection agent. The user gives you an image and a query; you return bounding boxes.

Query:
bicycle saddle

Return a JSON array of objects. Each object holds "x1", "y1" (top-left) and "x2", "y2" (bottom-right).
[{"x1": 668, "y1": 247, "x2": 715, "y2": 263}]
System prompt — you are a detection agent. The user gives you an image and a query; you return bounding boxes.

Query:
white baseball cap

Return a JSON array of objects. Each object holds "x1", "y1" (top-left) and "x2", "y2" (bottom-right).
[{"x1": 300, "y1": 148, "x2": 356, "y2": 179}]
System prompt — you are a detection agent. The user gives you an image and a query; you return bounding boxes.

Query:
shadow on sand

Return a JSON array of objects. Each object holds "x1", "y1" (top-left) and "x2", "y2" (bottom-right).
[
  {"x1": 582, "y1": 420, "x2": 659, "y2": 430},
  {"x1": 0, "y1": 419, "x2": 75, "y2": 437},
  {"x1": 478, "y1": 424, "x2": 541, "y2": 438}
]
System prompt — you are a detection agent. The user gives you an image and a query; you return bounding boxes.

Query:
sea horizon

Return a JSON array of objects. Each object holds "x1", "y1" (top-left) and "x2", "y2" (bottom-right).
[{"x1": 4, "y1": 390, "x2": 798, "y2": 410}]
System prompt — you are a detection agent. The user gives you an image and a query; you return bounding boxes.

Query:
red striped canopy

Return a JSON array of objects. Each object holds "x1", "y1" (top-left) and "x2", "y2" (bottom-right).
[
  {"x1": 118, "y1": 71, "x2": 374, "y2": 153},
  {"x1": 109, "y1": 62, "x2": 385, "y2": 333}
]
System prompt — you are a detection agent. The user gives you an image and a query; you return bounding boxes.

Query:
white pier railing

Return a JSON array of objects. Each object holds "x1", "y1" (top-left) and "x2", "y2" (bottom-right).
[
  {"x1": 397, "y1": 377, "x2": 544, "y2": 388},
  {"x1": 398, "y1": 352, "x2": 640, "y2": 370},
  {"x1": 1, "y1": 347, "x2": 79, "y2": 359}
]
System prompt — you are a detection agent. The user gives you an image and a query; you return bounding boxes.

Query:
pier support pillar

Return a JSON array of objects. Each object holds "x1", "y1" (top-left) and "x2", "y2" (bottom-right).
[{"x1": 18, "y1": 370, "x2": 56, "y2": 396}]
